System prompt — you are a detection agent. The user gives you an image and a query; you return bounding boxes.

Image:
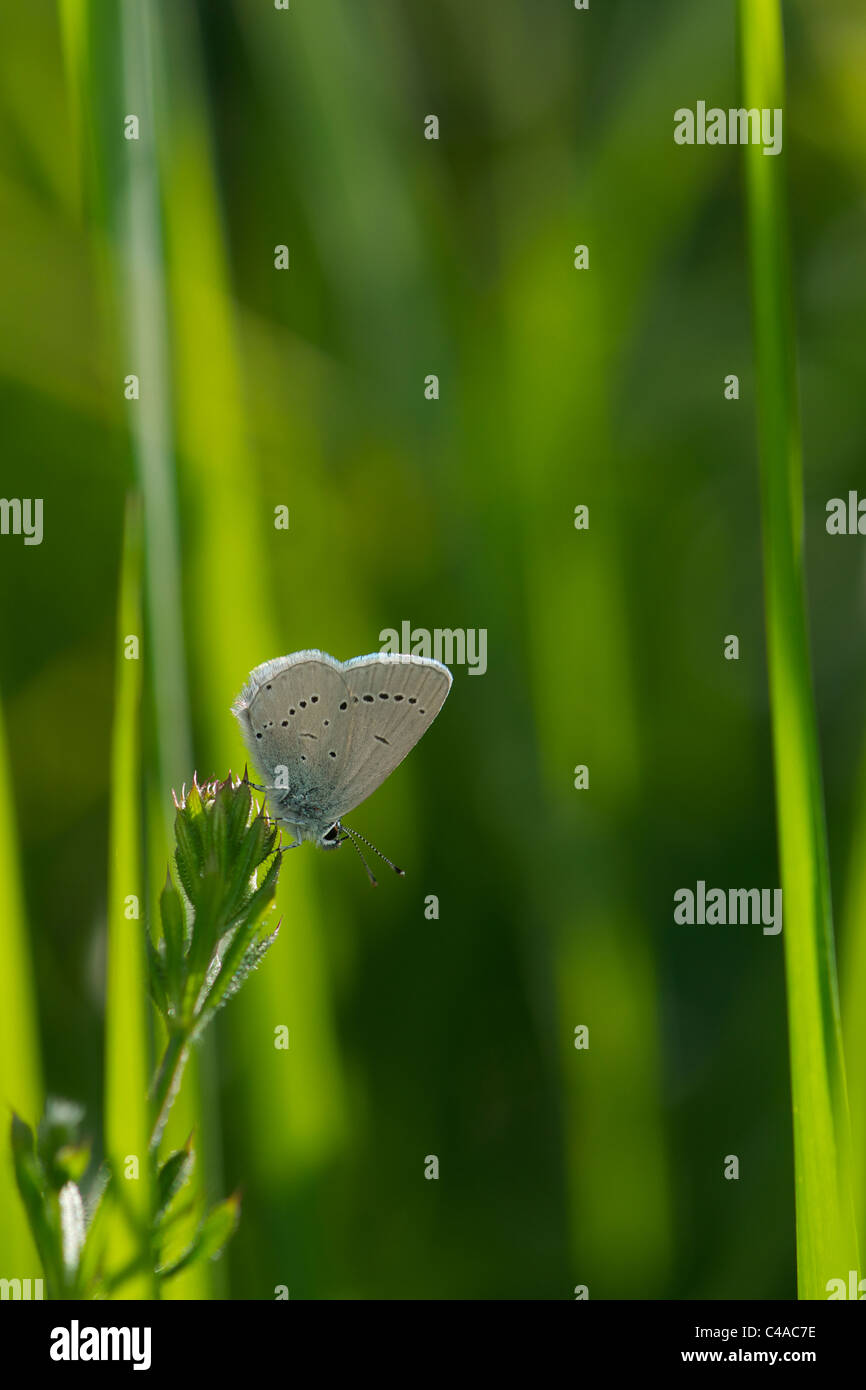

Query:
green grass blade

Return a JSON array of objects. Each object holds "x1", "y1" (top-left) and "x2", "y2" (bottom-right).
[
  {"x1": 117, "y1": 0, "x2": 193, "y2": 800},
  {"x1": 0, "y1": 694, "x2": 43, "y2": 1275},
  {"x1": 110, "y1": 0, "x2": 209, "y2": 1298},
  {"x1": 841, "y1": 742, "x2": 866, "y2": 1248},
  {"x1": 104, "y1": 494, "x2": 155, "y2": 1297},
  {"x1": 157, "y1": 0, "x2": 348, "y2": 1197},
  {"x1": 60, "y1": 0, "x2": 208, "y2": 1295},
  {"x1": 739, "y1": 0, "x2": 859, "y2": 1298}
]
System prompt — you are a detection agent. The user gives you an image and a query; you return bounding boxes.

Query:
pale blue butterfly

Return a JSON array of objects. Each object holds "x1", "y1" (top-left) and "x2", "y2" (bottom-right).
[{"x1": 232, "y1": 649, "x2": 452, "y2": 883}]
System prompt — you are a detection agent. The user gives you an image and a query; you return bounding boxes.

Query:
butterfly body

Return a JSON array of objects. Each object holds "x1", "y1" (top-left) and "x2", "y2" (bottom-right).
[{"x1": 232, "y1": 649, "x2": 452, "y2": 852}]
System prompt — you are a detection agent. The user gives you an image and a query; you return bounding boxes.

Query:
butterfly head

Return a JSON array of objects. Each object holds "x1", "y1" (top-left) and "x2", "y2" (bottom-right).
[
  {"x1": 315, "y1": 820, "x2": 405, "y2": 886},
  {"x1": 319, "y1": 822, "x2": 344, "y2": 851}
]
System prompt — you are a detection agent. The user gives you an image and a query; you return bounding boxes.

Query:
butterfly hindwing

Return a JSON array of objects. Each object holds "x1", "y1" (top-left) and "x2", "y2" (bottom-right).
[
  {"x1": 330, "y1": 655, "x2": 452, "y2": 817},
  {"x1": 234, "y1": 653, "x2": 355, "y2": 817}
]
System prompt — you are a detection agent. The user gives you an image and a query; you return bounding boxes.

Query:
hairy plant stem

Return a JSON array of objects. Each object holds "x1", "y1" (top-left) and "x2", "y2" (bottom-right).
[{"x1": 149, "y1": 1030, "x2": 190, "y2": 1153}]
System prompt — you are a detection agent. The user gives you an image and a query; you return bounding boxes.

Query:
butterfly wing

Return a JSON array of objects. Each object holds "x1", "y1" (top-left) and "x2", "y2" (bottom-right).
[
  {"x1": 329, "y1": 654, "x2": 452, "y2": 818},
  {"x1": 232, "y1": 651, "x2": 355, "y2": 825},
  {"x1": 232, "y1": 650, "x2": 452, "y2": 826}
]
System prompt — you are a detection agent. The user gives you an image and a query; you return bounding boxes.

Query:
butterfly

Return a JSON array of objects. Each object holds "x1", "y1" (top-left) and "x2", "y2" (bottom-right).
[{"x1": 232, "y1": 649, "x2": 452, "y2": 883}]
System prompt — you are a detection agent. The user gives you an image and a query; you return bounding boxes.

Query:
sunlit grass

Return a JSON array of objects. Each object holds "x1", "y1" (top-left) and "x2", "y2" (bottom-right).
[
  {"x1": 0, "y1": 693, "x2": 42, "y2": 1274},
  {"x1": 841, "y1": 742, "x2": 866, "y2": 1250},
  {"x1": 59, "y1": 0, "x2": 213, "y2": 1298},
  {"x1": 157, "y1": 1, "x2": 349, "y2": 1217},
  {"x1": 740, "y1": 0, "x2": 859, "y2": 1298},
  {"x1": 114, "y1": 0, "x2": 210, "y2": 1300},
  {"x1": 103, "y1": 494, "x2": 155, "y2": 1298}
]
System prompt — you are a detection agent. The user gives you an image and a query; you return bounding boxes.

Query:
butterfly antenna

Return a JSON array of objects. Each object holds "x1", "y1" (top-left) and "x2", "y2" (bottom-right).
[
  {"x1": 341, "y1": 824, "x2": 405, "y2": 879},
  {"x1": 339, "y1": 826, "x2": 379, "y2": 887}
]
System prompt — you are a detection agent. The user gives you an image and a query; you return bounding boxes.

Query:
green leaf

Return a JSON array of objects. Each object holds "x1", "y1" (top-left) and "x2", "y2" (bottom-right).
[
  {"x1": 181, "y1": 869, "x2": 226, "y2": 1022},
  {"x1": 84, "y1": 1161, "x2": 112, "y2": 1227},
  {"x1": 209, "y1": 777, "x2": 232, "y2": 875},
  {"x1": 225, "y1": 774, "x2": 253, "y2": 854},
  {"x1": 155, "y1": 1142, "x2": 195, "y2": 1225},
  {"x1": 221, "y1": 809, "x2": 277, "y2": 924},
  {"x1": 11, "y1": 1113, "x2": 63, "y2": 1295},
  {"x1": 148, "y1": 1032, "x2": 190, "y2": 1155},
  {"x1": 157, "y1": 1192, "x2": 240, "y2": 1280},
  {"x1": 739, "y1": 0, "x2": 860, "y2": 1297},
  {"x1": 242, "y1": 845, "x2": 281, "y2": 916},
  {"x1": 11, "y1": 1112, "x2": 41, "y2": 1196},
  {"x1": 0, "y1": 695, "x2": 42, "y2": 1276},
  {"x1": 174, "y1": 799, "x2": 204, "y2": 909},
  {"x1": 104, "y1": 491, "x2": 156, "y2": 1299},
  {"x1": 199, "y1": 917, "x2": 280, "y2": 1029},
  {"x1": 160, "y1": 869, "x2": 188, "y2": 1006},
  {"x1": 77, "y1": 1165, "x2": 113, "y2": 1295},
  {"x1": 146, "y1": 935, "x2": 169, "y2": 1016}
]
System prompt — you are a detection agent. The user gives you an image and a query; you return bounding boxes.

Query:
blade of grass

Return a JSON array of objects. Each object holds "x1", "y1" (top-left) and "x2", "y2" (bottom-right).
[
  {"x1": 0, "y1": 693, "x2": 42, "y2": 1274},
  {"x1": 117, "y1": 0, "x2": 192, "y2": 799},
  {"x1": 841, "y1": 741, "x2": 866, "y2": 1248},
  {"x1": 157, "y1": 0, "x2": 348, "y2": 1194},
  {"x1": 104, "y1": 493, "x2": 155, "y2": 1297},
  {"x1": 64, "y1": 0, "x2": 213, "y2": 1297},
  {"x1": 739, "y1": 0, "x2": 859, "y2": 1298},
  {"x1": 116, "y1": 0, "x2": 212, "y2": 1299}
]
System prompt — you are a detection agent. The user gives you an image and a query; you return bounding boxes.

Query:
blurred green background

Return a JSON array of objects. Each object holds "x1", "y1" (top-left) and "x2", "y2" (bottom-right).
[{"x1": 1, "y1": 0, "x2": 865, "y2": 1299}]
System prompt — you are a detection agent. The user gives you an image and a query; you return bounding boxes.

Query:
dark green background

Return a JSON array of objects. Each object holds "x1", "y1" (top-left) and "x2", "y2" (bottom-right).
[{"x1": 1, "y1": 0, "x2": 864, "y2": 1298}]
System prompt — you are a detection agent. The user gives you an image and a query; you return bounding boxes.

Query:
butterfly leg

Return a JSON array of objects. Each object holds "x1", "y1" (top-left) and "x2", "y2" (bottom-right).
[
  {"x1": 241, "y1": 765, "x2": 267, "y2": 792},
  {"x1": 276, "y1": 840, "x2": 303, "y2": 856}
]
